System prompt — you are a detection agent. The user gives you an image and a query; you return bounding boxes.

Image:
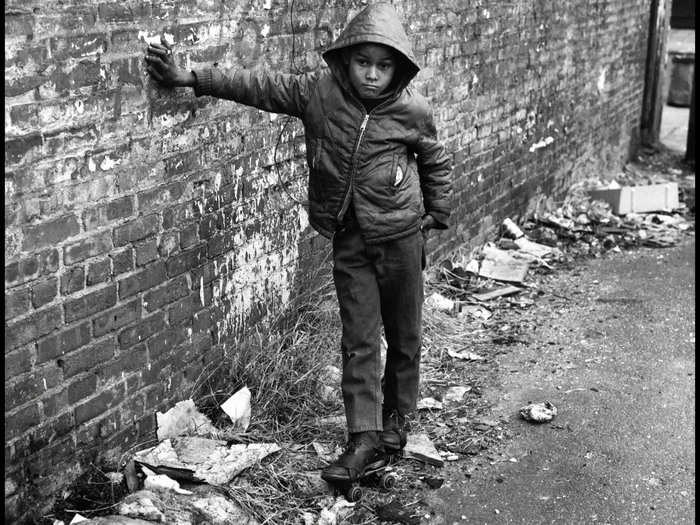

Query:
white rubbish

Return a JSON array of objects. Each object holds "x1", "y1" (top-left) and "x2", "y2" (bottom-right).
[
  {"x1": 312, "y1": 441, "x2": 341, "y2": 463},
  {"x1": 447, "y1": 349, "x2": 485, "y2": 361},
  {"x1": 69, "y1": 515, "x2": 88, "y2": 525},
  {"x1": 156, "y1": 399, "x2": 217, "y2": 441},
  {"x1": 519, "y1": 401, "x2": 558, "y2": 422},
  {"x1": 220, "y1": 387, "x2": 252, "y2": 431},
  {"x1": 105, "y1": 471, "x2": 124, "y2": 484},
  {"x1": 425, "y1": 292, "x2": 455, "y2": 312},
  {"x1": 502, "y1": 218, "x2": 524, "y2": 238},
  {"x1": 459, "y1": 304, "x2": 492, "y2": 320},
  {"x1": 135, "y1": 437, "x2": 281, "y2": 485},
  {"x1": 118, "y1": 491, "x2": 167, "y2": 521},
  {"x1": 417, "y1": 397, "x2": 443, "y2": 410},
  {"x1": 443, "y1": 386, "x2": 472, "y2": 403},
  {"x1": 402, "y1": 432, "x2": 444, "y2": 467},
  {"x1": 478, "y1": 245, "x2": 531, "y2": 283},
  {"x1": 514, "y1": 237, "x2": 554, "y2": 258},
  {"x1": 318, "y1": 498, "x2": 356, "y2": 525},
  {"x1": 141, "y1": 466, "x2": 193, "y2": 495}
]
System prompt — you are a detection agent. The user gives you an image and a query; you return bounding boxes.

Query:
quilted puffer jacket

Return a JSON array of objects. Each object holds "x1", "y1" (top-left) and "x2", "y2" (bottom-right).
[{"x1": 192, "y1": 3, "x2": 452, "y2": 243}]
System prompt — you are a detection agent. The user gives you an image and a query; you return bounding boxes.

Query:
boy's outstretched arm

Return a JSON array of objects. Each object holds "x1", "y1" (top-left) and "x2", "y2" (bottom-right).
[{"x1": 144, "y1": 40, "x2": 313, "y2": 118}]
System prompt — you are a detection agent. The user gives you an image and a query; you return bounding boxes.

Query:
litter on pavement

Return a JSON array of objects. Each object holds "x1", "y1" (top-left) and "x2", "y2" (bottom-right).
[{"x1": 519, "y1": 402, "x2": 558, "y2": 423}]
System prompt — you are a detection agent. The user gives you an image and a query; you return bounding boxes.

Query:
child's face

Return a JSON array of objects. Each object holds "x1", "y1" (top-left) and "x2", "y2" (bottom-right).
[{"x1": 346, "y1": 44, "x2": 397, "y2": 99}]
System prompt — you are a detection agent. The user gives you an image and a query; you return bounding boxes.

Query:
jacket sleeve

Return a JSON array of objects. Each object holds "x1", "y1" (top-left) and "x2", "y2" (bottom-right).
[
  {"x1": 191, "y1": 67, "x2": 316, "y2": 118},
  {"x1": 413, "y1": 106, "x2": 452, "y2": 229}
]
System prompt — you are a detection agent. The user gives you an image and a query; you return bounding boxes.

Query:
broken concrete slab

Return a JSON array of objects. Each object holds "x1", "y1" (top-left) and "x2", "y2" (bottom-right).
[
  {"x1": 478, "y1": 246, "x2": 531, "y2": 283},
  {"x1": 447, "y1": 349, "x2": 485, "y2": 361},
  {"x1": 134, "y1": 437, "x2": 281, "y2": 485},
  {"x1": 156, "y1": 399, "x2": 217, "y2": 441},
  {"x1": 417, "y1": 397, "x2": 443, "y2": 410},
  {"x1": 115, "y1": 488, "x2": 259, "y2": 525},
  {"x1": 77, "y1": 517, "x2": 154, "y2": 525},
  {"x1": 118, "y1": 493, "x2": 165, "y2": 522},
  {"x1": 402, "y1": 432, "x2": 444, "y2": 467}
]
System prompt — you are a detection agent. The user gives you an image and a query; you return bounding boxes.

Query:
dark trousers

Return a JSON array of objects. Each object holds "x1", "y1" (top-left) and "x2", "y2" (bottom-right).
[{"x1": 332, "y1": 227, "x2": 425, "y2": 433}]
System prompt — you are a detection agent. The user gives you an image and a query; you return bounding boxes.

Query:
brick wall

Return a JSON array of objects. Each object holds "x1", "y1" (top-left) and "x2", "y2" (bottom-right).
[{"x1": 4, "y1": 0, "x2": 650, "y2": 521}]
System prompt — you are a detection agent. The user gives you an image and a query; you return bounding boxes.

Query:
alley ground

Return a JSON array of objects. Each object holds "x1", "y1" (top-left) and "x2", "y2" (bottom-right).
[{"x1": 432, "y1": 238, "x2": 695, "y2": 524}]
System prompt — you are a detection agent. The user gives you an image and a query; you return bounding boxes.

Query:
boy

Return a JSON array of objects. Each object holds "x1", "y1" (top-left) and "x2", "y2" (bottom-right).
[{"x1": 145, "y1": 3, "x2": 451, "y2": 483}]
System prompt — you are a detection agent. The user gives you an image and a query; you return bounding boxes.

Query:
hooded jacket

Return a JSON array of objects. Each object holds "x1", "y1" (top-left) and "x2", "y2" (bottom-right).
[{"x1": 192, "y1": 3, "x2": 452, "y2": 243}]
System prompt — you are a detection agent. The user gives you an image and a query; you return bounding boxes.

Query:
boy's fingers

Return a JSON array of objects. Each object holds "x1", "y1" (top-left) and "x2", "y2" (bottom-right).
[
  {"x1": 159, "y1": 35, "x2": 172, "y2": 50},
  {"x1": 146, "y1": 66, "x2": 163, "y2": 82},
  {"x1": 147, "y1": 45, "x2": 169, "y2": 58}
]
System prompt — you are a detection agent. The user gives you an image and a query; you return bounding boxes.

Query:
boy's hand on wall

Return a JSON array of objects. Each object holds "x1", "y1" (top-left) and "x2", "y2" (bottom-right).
[{"x1": 144, "y1": 38, "x2": 195, "y2": 88}]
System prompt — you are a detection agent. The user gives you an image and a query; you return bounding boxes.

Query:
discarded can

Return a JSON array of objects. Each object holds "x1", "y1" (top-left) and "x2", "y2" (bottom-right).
[
  {"x1": 519, "y1": 401, "x2": 557, "y2": 422},
  {"x1": 502, "y1": 218, "x2": 524, "y2": 239}
]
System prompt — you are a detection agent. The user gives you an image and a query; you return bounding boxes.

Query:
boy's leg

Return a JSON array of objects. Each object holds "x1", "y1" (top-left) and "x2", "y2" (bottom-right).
[
  {"x1": 374, "y1": 231, "x2": 424, "y2": 448},
  {"x1": 322, "y1": 227, "x2": 385, "y2": 483},
  {"x1": 332, "y1": 228, "x2": 384, "y2": 433}
]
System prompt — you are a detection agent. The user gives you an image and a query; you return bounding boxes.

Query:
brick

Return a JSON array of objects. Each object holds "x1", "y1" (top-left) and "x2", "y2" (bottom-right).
[
  {"x1": 147, "y1": 327, "x2": 187, "y2": 362},
  {"x1": 5, "y1": 346, "x2": 33, "y2": 377},
  {"x1": 5, "y1": 287, "x2": 30, "y2": 320},
  {"x1": 179, "y1": 223, "x2": 199, "y2": 249},
  {"x1": 5, "y1": 404, "x2": 41, "y2": 441},
  {"x1": 64, "y1": 232, "x2": 113, "y2": 265},
  {"x1": 137, "y1": 182, "x2": 185, "y2": 212},
  {"x1": 166, "y1": 245, "x2": 207, "y2": 277},
  {"x1": 5, "y1": 249, "x2": 59, "y2": 287},
  {"x1": 207, "y1": 232, "x2": 236, "y2": 258},
  {"x1": 22, "y1": 215, "x2": 80, "y2": 251},
  {"x1": 143, "y1": 275, "x2": 190, "y2": 312},
  {"x1": 68, "y1": 375, "x2": 98, "y2": 404},
  {"x1": 98, "y1": 344, "x2": 148, "y2": 385},
  {"x1": 61, "y1": 266, "x2": 85, "y2": 295},
  {"x1": 73, "y1": 385, "x2": 124, "y2": 426},
  {"x1": 5, "y1": 371, "x2": 61, "y2": 412},
  {"x1": 37, "y1": 322, "x2": 91, "y2": 364},
  {"x1": 40, "y1": 389, "x2": 68, "y2": 419},
  {"x1": 64, "y1": 285, "x2": 117, "y2": 323},
  {"x1": 111, "y1": 247, "x2": 133, "y2": 275},
  {"x1": 158, "y1": 231, "x2": 179, "y2": 257},
  {"x1": 118, "y1": 261, "x2": 166, "y2": 299},
  {"x1": 92, "y1": 299, "x2": 141, "y2": 337},
  {"x1": 118, "y1": 313, "x2": 166, "y2": 348},
  {"x1": 168, "y1": 293, "x2": 201, "y2": 325},
  {"x1": 113, "y1": 215, "x2": 160, "y2": 247},
  {"x1": 198, "y1": 213, "x2": 219, "y2": 239},
  {"x1": 162, "y1": 203, "x2": 190, "y2": 230},
  {"x1": 60, "y1": 338, "x2": 115, "y2": 378},
  {"x1": 31, "y1": 278, "x2": 58, "y2": 309},
  {"x1": 83, "y1": 196, "x2": 134, "y2": 231},
  {"x1": 135, "y1": 238, "x2": 158, "y2": 266},
  {"x1": 5, "y1": 306, "x2": 63, "y2": 351},
  {"x1": 50, "y1": 34, "x2": 107, "y2": 61},
  {"x1": 5, "y1": 133, "x2": 42, "y2": 165},
  {"x1": 87, "y1": 258, "x2": 111, "y2": 286}
]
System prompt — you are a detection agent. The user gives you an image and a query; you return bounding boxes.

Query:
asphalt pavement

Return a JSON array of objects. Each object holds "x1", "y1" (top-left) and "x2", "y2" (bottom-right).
[{"x1": 434, "y1": 239, "x2": 695, "y2": 524}]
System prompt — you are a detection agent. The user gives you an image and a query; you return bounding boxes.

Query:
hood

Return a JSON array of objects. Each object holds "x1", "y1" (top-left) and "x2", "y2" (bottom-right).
[{"x1": 322, "y1": 3, "x2": 420, "y2": 95}]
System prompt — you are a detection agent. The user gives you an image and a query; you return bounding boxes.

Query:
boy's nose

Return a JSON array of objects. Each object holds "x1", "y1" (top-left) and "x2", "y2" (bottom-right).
[{"x1": 366, "y1": 66, "x2": 378, "y2": 80}]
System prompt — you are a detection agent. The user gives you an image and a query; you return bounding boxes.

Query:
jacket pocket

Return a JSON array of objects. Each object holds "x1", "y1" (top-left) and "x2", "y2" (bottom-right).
[{"x1": 390, "y1": 153, "x2": 407, "y2": 192}]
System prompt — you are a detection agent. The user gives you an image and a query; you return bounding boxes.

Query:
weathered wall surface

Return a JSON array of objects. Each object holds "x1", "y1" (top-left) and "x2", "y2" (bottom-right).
[{"x1": 5, "y1": 0, "x2": 649, "y2": 521}]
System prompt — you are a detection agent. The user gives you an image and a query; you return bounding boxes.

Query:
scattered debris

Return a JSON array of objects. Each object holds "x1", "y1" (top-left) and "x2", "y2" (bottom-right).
[
  {"x1": 375, "y1": 499, "x2": 421, "y2": 525},
  {"x1": 421, "y1": 476, "x2": 445, "y2": 489},
  {"x1": 519, "y1": 402, "x2": 558, "y2": 423},
  {"x1": 402, "y1": 433, "x2": 444, "y2": 467},
  {"x1": 312, "y1": 441, "x2": 341, "y2": 463},
  {"x1": 156, "y1": 399, "x2": 218, "y2": 441},
  {"x1": 425, "y1": 292, "x2": 456, "y2": 313},
  {"x1": 470, "y1": 285, "x2": 522, "y2": 302},
  {"x1": 447, "y1": 349, "x2": 485, "y2": 361},
  {"x1": 220, "y1": 387, "x2": 252, "y2": 431},
  {"x1": 458, "y1": 303, "x2": 492, "y2": 320},
  {"x1": 141, "y1": 466, "x2": 193, "y2": 495},
  {"x1": 69, "y1": 514, "x2": 88, "y2": 524},
  {"x1": 588, "y1": 182, "x2": 679, "y2": 214},
  {"x1": 443, "y1": 386, "x2": 472, "y2": 403},
  {"x1": 317, "y1": 498, "x2": 355, "y2": 525},
  {"x1": 118, "y1": 492, "x2": 166, "y2": 521},
  {"x1": 478, "y1": 245, "x2": 531, "y2": 283},
  {"x1": 416, "y1": 397, "x2": 443, "y2": 410},
  {"x1": 134, "y1": 437, "x2": 281, "y2": 485}
]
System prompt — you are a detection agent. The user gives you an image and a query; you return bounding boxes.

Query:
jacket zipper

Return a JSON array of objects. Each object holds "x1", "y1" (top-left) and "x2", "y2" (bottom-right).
[{"x1": 336, "y1": 113, "x2": 370, "y2": 222}]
